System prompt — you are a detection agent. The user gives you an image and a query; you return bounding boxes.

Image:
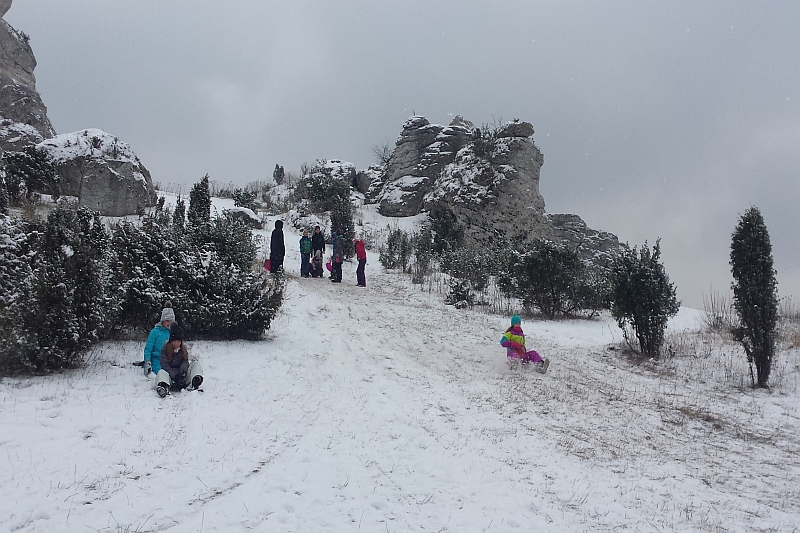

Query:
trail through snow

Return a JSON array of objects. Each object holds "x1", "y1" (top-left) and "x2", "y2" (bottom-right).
[{"x1": 1, "y1": 221, "x2": 799, "y2": 532}]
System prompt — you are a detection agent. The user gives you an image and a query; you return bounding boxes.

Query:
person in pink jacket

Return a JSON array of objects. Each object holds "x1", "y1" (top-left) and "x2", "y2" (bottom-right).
[
  {"x1": 500, "y1": 315, "x2": 549, "y2": 373},
  {"x1": 353, "y1": 235, "x2": 367, "y2": 287}
]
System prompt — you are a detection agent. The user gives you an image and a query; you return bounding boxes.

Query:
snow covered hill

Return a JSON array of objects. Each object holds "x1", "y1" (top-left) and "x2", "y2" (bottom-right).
[{"x1": 1, "y1": 220, "x2": 799, "y2": 532}]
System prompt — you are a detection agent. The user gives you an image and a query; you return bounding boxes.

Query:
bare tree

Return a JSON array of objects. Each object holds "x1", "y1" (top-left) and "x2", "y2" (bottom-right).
[{"x1": 372, "y1": 142, "x2": 393, "y2": 166}]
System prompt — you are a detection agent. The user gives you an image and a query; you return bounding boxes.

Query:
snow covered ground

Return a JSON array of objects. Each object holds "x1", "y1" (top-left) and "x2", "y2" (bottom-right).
[{"x1": 2, "y1": 214, "x2": 799, "y2": 532}]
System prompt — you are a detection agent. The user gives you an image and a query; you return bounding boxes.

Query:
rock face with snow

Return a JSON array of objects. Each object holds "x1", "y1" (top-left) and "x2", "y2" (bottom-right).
[
  {"x1": 367, "y1": 116, "x2": 622, "y2": 264},
  {"x1": 0, "y1": 1, "x2": 55, "y2": 153},
  {"x1": 369, "y1": 116, "x2": 474, "y2": 217},
  {"x1": 0, "y1": 1, "x2": 157, "y2": 216},
  {"x1": 38, "y1": 130, "x2": 157, "y2": 216}
]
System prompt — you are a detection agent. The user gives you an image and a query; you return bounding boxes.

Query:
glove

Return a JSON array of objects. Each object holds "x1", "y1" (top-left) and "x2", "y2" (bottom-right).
[
  {"x1": 143, "y1": 361, "x2": 152, "y2": 376},
  {"x1": 510, "y1": 341, "x2": 524, "y2": 354},
  {"x1": 174, "y1": 372, "x2": 187, "y2": 389}
]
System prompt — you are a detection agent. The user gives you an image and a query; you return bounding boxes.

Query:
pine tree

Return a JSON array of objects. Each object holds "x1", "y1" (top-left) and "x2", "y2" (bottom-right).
[
  {"x1": 611, "y1": 239, "x2": 679, "y2": 356},
  {"x1": 188, "y1": 174, "x2": 211, "y2": 227},
  {"x1": 330, "y1": 197, "x2": 355, "y2": 259},
  {"x1": 173, "y1": 195, "x2": 186, "y2": 232},
  {"x1": 730, "y1": 207, "x2": 778, "y2": 388}
]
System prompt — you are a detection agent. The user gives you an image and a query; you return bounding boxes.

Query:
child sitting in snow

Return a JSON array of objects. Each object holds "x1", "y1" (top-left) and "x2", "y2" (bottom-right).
[{"x1": 500, "y1": 315, "x2": 550, "y2": 373}]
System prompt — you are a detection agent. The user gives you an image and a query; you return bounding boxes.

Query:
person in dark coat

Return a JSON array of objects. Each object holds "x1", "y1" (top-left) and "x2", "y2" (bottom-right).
[
  {"x1": 155, "y1": 324, "x2": 204, "y2": 397},
  {"x1": 270, "y1": 220, "x2": 285, "y2": 273},
  {"x1": 331, "y1": 228, "x2": 344, "y2": 283},
  {"x1": 311, "y1": 225, "x2": 326, "y2": 258}
]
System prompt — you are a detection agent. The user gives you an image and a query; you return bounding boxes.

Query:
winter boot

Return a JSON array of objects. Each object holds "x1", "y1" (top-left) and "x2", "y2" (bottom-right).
[
  {"x1": 191, "y1": 375, "x2": 203, "y2": 390},
  {"x1": 539, "y1": 358, "x2": 550, "y2": 374},
  {"x1": 156, "y1": 382, "x2": 169, "y2": 398}
]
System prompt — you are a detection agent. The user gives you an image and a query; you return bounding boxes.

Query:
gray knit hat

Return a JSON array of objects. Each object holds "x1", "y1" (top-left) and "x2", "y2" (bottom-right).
[{"x1": 160, "y1": 307, "x2": 175, "y2": 323}]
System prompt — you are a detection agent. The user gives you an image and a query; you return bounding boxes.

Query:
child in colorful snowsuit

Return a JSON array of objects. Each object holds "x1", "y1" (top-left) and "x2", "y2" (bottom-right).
[{"x1": 500, "y1": 315, "x2": 549, "y2": 373}]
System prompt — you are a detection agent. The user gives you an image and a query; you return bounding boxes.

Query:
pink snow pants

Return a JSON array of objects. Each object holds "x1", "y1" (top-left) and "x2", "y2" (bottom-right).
[{"x1": 507, "y1": 349, "x2": 543, "y2": 364}]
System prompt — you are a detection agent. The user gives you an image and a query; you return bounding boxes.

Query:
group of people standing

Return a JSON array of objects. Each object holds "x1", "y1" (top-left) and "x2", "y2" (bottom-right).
[
  {"x1": 269, "y1": 221, "x2": 367, "y2": 287},
  {"x1": 143, "y1": 302, "x2": 204, "y2": 397}
]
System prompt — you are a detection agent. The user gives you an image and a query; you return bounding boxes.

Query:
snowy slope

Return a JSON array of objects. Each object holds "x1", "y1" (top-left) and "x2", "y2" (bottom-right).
[{"x1": 1, "y1": 221, "x2": 799, "y2": 533}]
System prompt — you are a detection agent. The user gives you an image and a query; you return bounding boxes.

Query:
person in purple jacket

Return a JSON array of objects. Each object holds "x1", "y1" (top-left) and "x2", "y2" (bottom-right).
[{"x1": 155, "y1": 324, "x2": 204, "y2": 397}]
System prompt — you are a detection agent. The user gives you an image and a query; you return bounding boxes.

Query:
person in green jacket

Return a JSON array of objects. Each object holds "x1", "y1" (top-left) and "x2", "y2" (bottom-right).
[
  {"x1": 299, "y1": 230, "x2": 313, "y2": 278},
  {"x1": 143, "y1": 303, "x2": 174, "y2": 376}
]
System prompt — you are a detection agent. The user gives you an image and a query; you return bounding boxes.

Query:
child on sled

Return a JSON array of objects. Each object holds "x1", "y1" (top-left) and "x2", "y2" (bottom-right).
[{"x1": 500, "y1": 315, "x2": 550, "y2": 373}]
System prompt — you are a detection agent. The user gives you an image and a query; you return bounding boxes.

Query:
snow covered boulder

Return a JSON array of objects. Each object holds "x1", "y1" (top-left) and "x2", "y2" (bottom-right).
[
  {"x1": 225, "y1": 206, "x2": 262, "y2": 229},
  {"x1": 38, "y1": 129, "x2": 157, "y2": 216},
  {"x1": 496, "y1": 119, "x2": 534, "y2": 139}
]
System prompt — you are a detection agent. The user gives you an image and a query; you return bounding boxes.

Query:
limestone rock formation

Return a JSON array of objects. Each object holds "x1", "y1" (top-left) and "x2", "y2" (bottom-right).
[
  {"x1": 366, "y1": 116, "x2": 623, "y2": 265},
  {"x1": 37, "y1": 130, "x2": 157, "y2": 216},
  {"x1": 369, "y1": 116, "x2": 474, "y2": 216},
  {"x1": 0, "y1": 1, "x2": 156, "y2": 216},
  {"x1": 0, "y1": 1, "x2": 55, "y2": 153},
  {"x1": 354, "y1": 164, "x2": 382, "y2": 195}
]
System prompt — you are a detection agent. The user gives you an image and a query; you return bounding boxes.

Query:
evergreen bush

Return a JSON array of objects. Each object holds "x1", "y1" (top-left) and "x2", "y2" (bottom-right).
[
  {"x1": 380, "y1": 228, "x2": 412, "y2": 272},
  {"x1": 232, "y1": 187, "x2": 259, "y2": 212},
  {"x1": 610, "y1": 239, "x2": 679, "y2": 356},
  {"x1": 730, "y1": 207, "x2": 778, "y2": 388},
  {"x1": 188, "y1": 174, "x2": 212, "y2": 227},
  {"x1": 1, "y1": 146, "x2": 60, "y2": 205},
  {"x1": 0, "y1": 203, "x2": 106, "y2": 372},
  {"x1": 499, "y1": 240, "x2": 601, "y2": 318}
]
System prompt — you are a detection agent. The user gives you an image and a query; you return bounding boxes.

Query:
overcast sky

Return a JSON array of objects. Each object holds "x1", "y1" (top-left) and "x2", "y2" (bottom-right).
[{"x1": 7, "y1": 0, "x2": 799, "y2": 307}]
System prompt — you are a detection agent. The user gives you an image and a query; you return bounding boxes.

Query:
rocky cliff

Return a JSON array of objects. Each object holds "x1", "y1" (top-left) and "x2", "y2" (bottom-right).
[
  {"x1": 0, "y1": 0, "x2": 156, "y2": 215},
  {"x1": 366, "y1": 116, "x2": 622, "y2": 266},
  {"x1": 0, "y1": 0, "x2": 55, "y2": 152}
]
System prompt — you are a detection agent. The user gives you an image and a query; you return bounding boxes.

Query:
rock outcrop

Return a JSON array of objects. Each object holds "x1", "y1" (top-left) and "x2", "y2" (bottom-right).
[
  {"x1": 0, "y1": 1, "x2": 55, "y2": 153},
  {"x1": 369, "y1": 116, "x2": 474, "y2": 216},
  {"x1": 366, "y1": 116, "x2": 622, "y2": 265},
  {"x1": 38, "y1": 130, "x2": 157, "y2": 216},
  {"x1": 0, "y1": 1, "x2": 157, "y2": 216}
]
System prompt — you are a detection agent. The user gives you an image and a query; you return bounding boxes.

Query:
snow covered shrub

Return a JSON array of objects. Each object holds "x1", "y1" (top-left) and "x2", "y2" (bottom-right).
[
  {"x1": 179, "y1": 257, "x2": 284, "y2": 340},
  {"x1": 108, "y1": 200, "x2": 281, "y2": 339},
  {"x1": 107, "y1": 208, "x2": 181, "y2": 332},
  {"x1": 380, "y1": 228, "x2": 412, "y2": 272},
  {"x1": 188, "y1": 174, "x2": 212, "y2": 227},
  {"x1": 1, "y1": 146, "x2": 60, "y2": 205},
  {"x1": 297, "y1": 170, "x2": 350, "y2": 213},
  {"x1": 439, "y1": 246, "x2": 498, "y2": 292},
  {"x1": 446, "y1": 279, "x2": 476, "y2": 308},
  {"x1": 232, "y1": 187, "x2": 259, "y2": 212},
  {"x1": 499, "y1": 240, "x2": 602, "y2": 319},
  {"x1": 205, "y1": 212, "x2": 260, "y2": 270},
  {"x1": 0, "y1": 215, "x2": 35, "y2": 371},
  {"x1": 1, "y1": 203, "x2": 107, "y2": 372},
  {"x1": 611, "y1": 239, "x2": 679, "y2": 357},
  {"x1": 730, "y1": 207, "x2": 778, "y2": 388}
]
